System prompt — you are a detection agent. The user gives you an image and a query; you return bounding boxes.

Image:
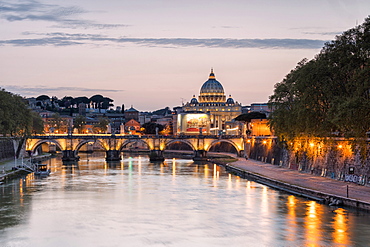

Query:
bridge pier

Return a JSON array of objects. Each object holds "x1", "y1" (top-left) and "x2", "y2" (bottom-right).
[
  {"x1": 105, "y1": 150, "x2": 121, "y2": 161},
  {"x1": 193, "y1": 150, "x2": 208, "y2": 161},
  {"x1": 62, "y1": 150, "x2": 80, "y2": 162},
  {"x1": 238, "y1": 150, "x2": 246, "y2": 158},
  {"x1": 149, "y1": 150, "x2": 165, "y2": 162}
]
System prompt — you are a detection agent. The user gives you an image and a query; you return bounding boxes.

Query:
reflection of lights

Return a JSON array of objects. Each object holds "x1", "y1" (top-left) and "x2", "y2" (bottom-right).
[
  {"x1": 172, "y1": 159, "x2": 176, "y2": 177},
  {"x1": 138, "y1": 157, "x2": 142, "y2": 176},
  {"x1": 19, "y1": 179, "x2": 24, "y2": 205},
  {"x1": 213, "y1": 164, "x2": 218, "y2": 187},
  {"x1": 204, "y1": 164, "x2": 209, "y2": 178},
  {"x1": 259, "y1": 185, "x2": 269, "y2": 215},
  {"x1": 228, "y1": 174, "x2": 232, "y2": 189},
  {"x1": 305, "y1": 201, "x2": 322, "y2": 244},
  {"x1": 288, "y1": 195, "x2": 296, "y2": 206},
  {"x1": 286, "y1": 195, "x2": 297, "y2": 242},
  {"x1": 333, "y1": 208, "x2": 349, "y2": 245},
  {"x1": 246, "y1": 181, "x2": 251, "y2": 190}
]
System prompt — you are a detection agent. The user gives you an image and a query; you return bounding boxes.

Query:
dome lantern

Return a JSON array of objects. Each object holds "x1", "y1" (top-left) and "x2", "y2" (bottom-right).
[{"x1": 198, "y1": 69, "x2": 226, "y2": 103}]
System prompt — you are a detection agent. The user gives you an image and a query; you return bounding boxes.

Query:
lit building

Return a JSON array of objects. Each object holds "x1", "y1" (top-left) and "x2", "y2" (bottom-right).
[
  {"x1": 181, "y1": 69, "x2": 242, "y2": 135},
  {"x1": 124, "y1": 119, "x2": 141, "y2": 134}
]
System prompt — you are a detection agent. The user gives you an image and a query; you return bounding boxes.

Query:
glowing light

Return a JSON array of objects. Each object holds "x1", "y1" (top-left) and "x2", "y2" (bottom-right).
[
  {"x1": 333, "y1": 208, "x2": 349, "y2": 245},
  {"x1": 263, "y1": 140, "x2": 267, "y2": 144},
  {"x1": 247, "y1": 139, "x2": 251, "y2": 143},
  {"x1": 338, "y1": 145, "x2": 343, "y2": 149},
  {"x1": 309, "y1": 143, "x2": 315, "y2": 147}
]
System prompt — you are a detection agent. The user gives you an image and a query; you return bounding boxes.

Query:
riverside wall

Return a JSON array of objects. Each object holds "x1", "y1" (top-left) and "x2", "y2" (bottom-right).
[
  {"x1": 248, "y1": 137, "x2": 370, "y2": 187},
  {"x1": 0, "y1": 138, "x2": 16, "y2": 161}
]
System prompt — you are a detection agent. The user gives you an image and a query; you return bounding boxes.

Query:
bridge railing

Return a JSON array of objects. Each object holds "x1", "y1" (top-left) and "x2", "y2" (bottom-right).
[{"x1": 30, "y1": 134, "x2": 246, "y2": 139}]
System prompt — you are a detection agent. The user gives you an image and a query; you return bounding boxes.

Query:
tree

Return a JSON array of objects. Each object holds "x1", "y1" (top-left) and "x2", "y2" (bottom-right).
[
  {"x1": 31, "y1": 111, "x2": 44, "y2": 134},
  {"x1": 93, "y1": 117, "x2": 110, "y2": 133},
  {"x1": 235, "y1": 112, "x2": 266, "y2": 122},
  {"x1": 101, "y1": 97, "x2": 114, "y2": 109},
  {"x1": 0, "y1": 88, "x2": 41, "y2": 137},
  {"x1": 90, "y1": 94, "x2": 104, "y2": 110},
  {"x1": 142, "y1": 122, "x2": 164, "y2": 135},
  {"x1": 269, "y1": 16, "x2": 370, "y2": 143},
  {"x1": 73, "y1": 115, "x2": 86, "y2": 133},
  {"x1": 50, "y1": 113, "x2": 65, "y2": 133},
  {"x1": 36, "y1": 95, "x2": 50, "y2": 101}
]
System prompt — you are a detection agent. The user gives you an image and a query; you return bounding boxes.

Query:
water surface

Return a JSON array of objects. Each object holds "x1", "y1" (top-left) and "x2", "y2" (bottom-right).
[{"x1": 1, "y1": 153, "x2": 370, "y2": 246}]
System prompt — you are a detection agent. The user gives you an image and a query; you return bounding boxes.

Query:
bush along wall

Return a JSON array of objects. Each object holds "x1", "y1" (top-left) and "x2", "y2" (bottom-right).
[{"x1": 247, "y1": 137, "x2": 370, "y2": 187}]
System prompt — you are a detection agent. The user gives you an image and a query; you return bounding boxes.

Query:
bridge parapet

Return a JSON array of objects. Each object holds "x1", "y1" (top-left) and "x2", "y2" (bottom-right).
[{"x1": 27, "y1": 134, "x2": 248, "y2": 162}]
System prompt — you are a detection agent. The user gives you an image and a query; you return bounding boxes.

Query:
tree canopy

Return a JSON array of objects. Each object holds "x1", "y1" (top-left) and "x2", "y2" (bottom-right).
[
  {"x1": 142, "y1": 122, "x2": 164, "y2": 135},
  {"x1": 235, "y1": 112, "x2": 266, "y2": 122},
  {"x1": 269, "y1": 16, "x2": 370, "y2": 142},
  {"x1": 0, "y1": 88, "x2": 43, "y2": 136}
]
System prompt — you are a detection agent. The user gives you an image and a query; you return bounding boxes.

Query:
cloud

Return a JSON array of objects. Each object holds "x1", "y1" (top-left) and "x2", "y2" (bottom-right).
[
  {"x1": 1, "y1": 85, "x2": 124, "y2": 96},
  {"x1": 0, "y1": 32, "x2": 327, "y2": 49},
  {"x1": 303, "y1": 31, "x2": 342, "y2": 36},
  {"x1": 0, "y1": 0, "x2": 127, "y2": 29}
]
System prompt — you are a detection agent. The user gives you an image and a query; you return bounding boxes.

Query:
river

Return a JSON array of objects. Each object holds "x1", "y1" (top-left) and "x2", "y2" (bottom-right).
[{"x1": 1, "y1": 153, "x2": 370, "y2": 247}]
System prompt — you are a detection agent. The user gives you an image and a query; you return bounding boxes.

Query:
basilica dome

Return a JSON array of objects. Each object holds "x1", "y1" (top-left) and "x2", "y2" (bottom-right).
[{"x1": 198, "y1": 69, "x2": 226, "y2": 103}]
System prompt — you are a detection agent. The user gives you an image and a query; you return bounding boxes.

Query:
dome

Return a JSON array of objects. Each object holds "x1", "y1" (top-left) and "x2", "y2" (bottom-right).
[
  {"x1": 200, "y1": 70, "x2": 224, "y2": 95},
  {"x1": 198, "y1": 69, "x2": 226, "y2": 103},
  {"x1": 226, "y1": 95, "x2": 235, "y2": 104},
  {"x1": 190, "y1": 95, "x2": 198, "y2": 104}
]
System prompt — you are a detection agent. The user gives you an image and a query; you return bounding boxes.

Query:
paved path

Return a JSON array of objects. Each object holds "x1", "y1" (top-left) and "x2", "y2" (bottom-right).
[{"x1": 228, "y1": 155, "x2": 370, "y2": 204}]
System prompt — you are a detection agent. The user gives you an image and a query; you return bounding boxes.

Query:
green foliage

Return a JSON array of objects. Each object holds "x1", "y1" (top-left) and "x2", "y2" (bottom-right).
[
  {"x1": 0, "y1": 89, "x2": 42, "y2": 136},
  {"x1": 152, "y1": 107, "x2": 171, "y2": 116},
  {"x1": 142, "y1": 122, "x2": 164, "y2": 134},
  {"x1": 235, "y1": 112, "x2": 266, "y2": 122},
  {"x1": 73, "y1": 115, "x2": 86, "y2": 133},
  {"x1": 269, "y1": 16, "x2": 370, "y2": 142},
  {"x1": 31, "y1": 111, "x2": 44, "y2": 134},
  {"x1": 93, "y1": 117, "x2": 110, "y2": 133}
]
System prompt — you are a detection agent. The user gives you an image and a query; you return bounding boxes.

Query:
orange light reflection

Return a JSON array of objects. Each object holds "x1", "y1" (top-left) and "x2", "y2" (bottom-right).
[{"x1": 333, "y1": 208, "x2": 349, "y2": 245}]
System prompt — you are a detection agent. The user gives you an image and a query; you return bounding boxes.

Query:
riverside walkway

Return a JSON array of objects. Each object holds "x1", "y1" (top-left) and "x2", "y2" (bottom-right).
[{"x1": 224, "y1": 155, "x2": 370, "y2": 210}]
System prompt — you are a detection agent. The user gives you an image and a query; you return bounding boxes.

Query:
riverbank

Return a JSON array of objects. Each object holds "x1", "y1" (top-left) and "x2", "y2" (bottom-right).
[
  {"x1": 215, "y1": 154, "x2": 370, "y2": 211},
  {"x1": 0, "y1": 154, "x2": 52, "y2": 183}
]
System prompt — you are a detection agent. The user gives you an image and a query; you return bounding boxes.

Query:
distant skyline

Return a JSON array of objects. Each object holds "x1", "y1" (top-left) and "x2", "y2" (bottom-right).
[{"x1": 1, "y1": 0, "x2": 370, "y2": 111}]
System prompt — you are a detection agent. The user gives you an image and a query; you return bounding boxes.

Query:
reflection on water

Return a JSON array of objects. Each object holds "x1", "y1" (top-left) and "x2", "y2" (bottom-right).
[
  {"x1": 0, "y1": 153, "x2": 370, "y2": 247},
  {"x1": 333, "y1": 208, "x2": 349, "y2": 245}
]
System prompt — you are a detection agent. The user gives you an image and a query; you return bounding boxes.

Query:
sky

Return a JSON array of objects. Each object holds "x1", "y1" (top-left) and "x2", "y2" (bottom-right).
[{"x1": 1, "y1": 0, "x2": 369, "y2": 111}]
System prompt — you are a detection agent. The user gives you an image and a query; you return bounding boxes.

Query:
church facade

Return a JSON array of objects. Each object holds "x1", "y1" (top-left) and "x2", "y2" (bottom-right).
[{"x1": 179, "y1": 69, "x2": 242, "y2": 135}]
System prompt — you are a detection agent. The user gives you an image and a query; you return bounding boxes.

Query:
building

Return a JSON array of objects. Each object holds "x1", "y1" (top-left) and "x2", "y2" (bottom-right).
[
  {"x1": 181, "y1": 69, "x2": 242, "y2": 135},
  {"x1": 124, "y1": 106, "x2": 139, "y2": 121},
  {"x1": 124, "y1": 119, "x2": 141, "y2": 134},
  {"x1": 250, "y1": 103, "x2": 271, "y2": 117}
]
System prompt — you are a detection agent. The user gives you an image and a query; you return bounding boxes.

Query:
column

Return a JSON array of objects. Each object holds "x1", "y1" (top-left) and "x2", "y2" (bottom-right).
[{"x1": 105, "y1": 150, "x2": 121, "y2": 161}]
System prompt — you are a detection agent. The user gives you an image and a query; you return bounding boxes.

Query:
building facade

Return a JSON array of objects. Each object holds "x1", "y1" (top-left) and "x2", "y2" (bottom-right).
[{"x1": 181, "y1": 70, "x2": 242, "y2": 135}]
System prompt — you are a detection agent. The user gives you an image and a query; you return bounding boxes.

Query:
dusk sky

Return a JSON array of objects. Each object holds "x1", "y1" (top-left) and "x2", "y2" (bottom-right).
[{"x1": 1, "y1": 0, "x2": 370, "y2": 111}]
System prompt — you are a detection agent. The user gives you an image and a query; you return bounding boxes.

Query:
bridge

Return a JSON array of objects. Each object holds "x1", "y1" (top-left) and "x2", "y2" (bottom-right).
[{"x1": 26, "y1": 134, "x2": 248, "y2": 162}]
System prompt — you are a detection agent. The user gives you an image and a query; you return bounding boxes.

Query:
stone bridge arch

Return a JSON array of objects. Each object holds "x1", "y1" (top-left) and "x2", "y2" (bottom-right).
[
  {"x1": 120, "y1": 139, "x2": 150, "y2": 151},
  {"x1": 74, "y1": 139, "x2": 106, "y2": 154},
  {"x1": 207, "y1": 139, "x2": 241, "y2": 154},
  {"x1": 27, "y1": 139, "x2": 63, "y2": 154},
  {"x1": 164, "y1": 139, "x2": 196, "y2": 151}
]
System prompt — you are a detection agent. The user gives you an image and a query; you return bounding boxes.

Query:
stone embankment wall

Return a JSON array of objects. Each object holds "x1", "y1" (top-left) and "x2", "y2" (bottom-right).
[
  {"x1": 248, "y1": 137, "x2": 370, "y2": 187},
  {"x1": 0, "y1": 138, "x2": 16, "y2": 160}
]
